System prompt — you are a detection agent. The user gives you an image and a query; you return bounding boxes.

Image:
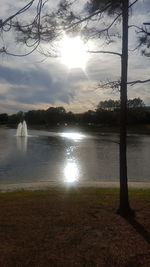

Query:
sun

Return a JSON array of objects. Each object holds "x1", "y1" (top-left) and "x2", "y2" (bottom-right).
[{"x1": 60, "y1": 36, "x2": 88, "y2": 69}]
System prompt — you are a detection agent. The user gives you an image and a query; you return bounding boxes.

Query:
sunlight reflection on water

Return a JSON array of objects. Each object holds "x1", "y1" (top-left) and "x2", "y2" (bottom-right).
[
  {"x1": 61, "y1": 132, "x2": 85, "y2": 140},
  {"x1": 63, "y1": 142, "x2": 80, "y2": 184},
  {"x1": 64, "y1": 160, "x2": 79, "y2": 183}
]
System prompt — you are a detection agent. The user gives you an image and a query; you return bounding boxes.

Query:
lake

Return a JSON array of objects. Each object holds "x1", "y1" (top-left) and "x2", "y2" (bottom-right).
[{"x1": 0, "y1": 128, "x2": 150, "y2": 185}]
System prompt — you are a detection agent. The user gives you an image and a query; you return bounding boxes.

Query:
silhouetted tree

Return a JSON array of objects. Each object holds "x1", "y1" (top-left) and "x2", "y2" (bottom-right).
[
  {"x1": 127, "y1": 98, "x2": 145, "y2": 109},
  {"x1": 66, "y1": 111, "x2": 75, "y2": 124},
  {"x1": 97, "y1": 100, "x2": 120, "y2": 111},
  {"x1": 127, "y1": 98, "x2": 146, "y2": 125},
  {"x1": 0, "y1": 113, "x2": 8, "y2": 124}
]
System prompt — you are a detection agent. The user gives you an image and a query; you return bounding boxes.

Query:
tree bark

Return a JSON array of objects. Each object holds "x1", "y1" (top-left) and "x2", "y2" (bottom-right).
[{"x1": 117, "y1": 0, "x2": 133, "y2": 217}]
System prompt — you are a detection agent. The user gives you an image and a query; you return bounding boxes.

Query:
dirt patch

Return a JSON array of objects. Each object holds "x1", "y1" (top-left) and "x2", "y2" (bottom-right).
[{"x1": 0, "y1": 188, "x2": 150, "y2": 266}]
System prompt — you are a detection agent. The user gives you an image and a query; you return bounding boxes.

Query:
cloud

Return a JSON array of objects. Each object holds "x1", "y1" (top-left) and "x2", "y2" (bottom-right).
[{"x1": 0, "y1": 62, "x2": 92, "y2": 113}]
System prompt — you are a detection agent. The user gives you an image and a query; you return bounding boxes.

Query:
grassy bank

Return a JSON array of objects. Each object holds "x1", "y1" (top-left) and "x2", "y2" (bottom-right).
[
  {"x1": 0, "y1": 188, "x2": 150, "y2": 267},
  {"x1": 0, "y1": 125, "x2": 8, "y2": 129}
]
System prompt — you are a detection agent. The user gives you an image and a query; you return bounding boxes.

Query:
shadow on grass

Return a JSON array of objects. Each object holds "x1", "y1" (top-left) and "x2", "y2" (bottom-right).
[{"x1": 125, "y1": 216, "x2": 150, "y2": 245}]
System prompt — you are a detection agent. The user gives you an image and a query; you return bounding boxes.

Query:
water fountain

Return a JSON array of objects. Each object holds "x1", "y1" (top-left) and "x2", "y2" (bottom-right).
[{"x1": 16, "y1": 120, "x2": 28, "y2": 137}]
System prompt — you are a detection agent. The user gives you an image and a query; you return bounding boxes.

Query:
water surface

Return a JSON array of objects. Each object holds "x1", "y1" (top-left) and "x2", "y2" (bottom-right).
[{"x1": 0, "y1": 129, "x2": 150, "y2": 185}]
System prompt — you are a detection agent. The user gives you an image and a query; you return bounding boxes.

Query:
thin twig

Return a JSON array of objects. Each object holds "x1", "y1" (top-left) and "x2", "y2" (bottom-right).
[{"x1": 88, "y1": 50, "x2": 121, "y2": 57}]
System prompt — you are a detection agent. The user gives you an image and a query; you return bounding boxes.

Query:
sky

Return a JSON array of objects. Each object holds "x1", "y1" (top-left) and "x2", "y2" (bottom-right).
[{"x1": 0, "y1": 0, "x2": 150, "y2": 114}]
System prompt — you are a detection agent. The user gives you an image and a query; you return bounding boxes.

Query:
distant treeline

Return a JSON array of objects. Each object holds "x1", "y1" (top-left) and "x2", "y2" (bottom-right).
[{"x1": 0, "y1": 98, "x2": 150, "y2": 127}]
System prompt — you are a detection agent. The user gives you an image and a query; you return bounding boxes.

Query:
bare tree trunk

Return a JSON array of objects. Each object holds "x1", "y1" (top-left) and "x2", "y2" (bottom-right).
[{"x1": 117, "y1": 0, "x2": 133, "y2": 217}]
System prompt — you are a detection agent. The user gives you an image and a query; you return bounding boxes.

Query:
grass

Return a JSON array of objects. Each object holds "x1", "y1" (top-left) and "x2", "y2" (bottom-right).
[
  {"x1": 0, "y1": 125, "x2": 8, "y2": 129},
  {"x1": 0, "y1": 187, "x2": 150, "y2": 267}
]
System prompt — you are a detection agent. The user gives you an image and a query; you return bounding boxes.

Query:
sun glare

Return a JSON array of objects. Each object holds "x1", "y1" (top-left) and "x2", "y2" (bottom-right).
[
  {"x1": 61, "y1": 132, "x2": 85, "y2": 140},
  {"x1": 64, "y1": 161, "x2": 79, "y2": 183},
  {"x1": 60, "y1": 36, "x2": 88, "y2": 69}
]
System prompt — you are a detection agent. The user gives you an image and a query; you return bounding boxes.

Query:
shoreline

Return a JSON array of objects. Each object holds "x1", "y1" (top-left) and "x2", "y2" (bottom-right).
[
  {"x1": 1, "y1": 124, "x2": 150, "y2": 135},
  {"x1": 0, "y1": 181, "x2": 150, "y2": 193}
]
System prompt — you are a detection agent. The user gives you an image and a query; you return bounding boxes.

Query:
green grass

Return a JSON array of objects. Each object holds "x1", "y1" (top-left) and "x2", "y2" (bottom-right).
[
  {"x1": 1, "y1": 187, "x2": 149, "y2": 200},
  {"x1": 0, "y1": 124, "x2": 8, "y2": 129}
]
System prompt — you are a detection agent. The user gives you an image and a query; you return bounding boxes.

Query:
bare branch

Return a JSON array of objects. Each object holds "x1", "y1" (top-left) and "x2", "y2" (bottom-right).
[
  {"x1": 129, "y1": 0, "x2": 139, "y2": 9},
  {"x1": 128, "y1": 79, "x2": 150, "y2": 86},
  {"x1": 88, "y1": 50, "x2": 121, "y2": 57},
  {"x1": 129, "y1": 24, "x2": 150, "y2": 35},
  {"x1": 0, "y1": 0, "x2": 46, "y2": 57},
  {"x1": 65, "y1": 0, "x2": 139, "y2": 34},
  {"x1": 0, "y1": 0, "x2": 36, "y2": 28},
  {"x1": 97, "y1": 80, "x2": 121, "y2": 92},
  {"x1": 0, "y1": 43, "x2": 39, "y2": 57},
  {"x1": 97, "y1": 77, "x2": 150, "y2": 91},
  {"x1": 64, "y1": 2, "x2": 113, "y2": 31},
  {"x1": 65, "y1": 0, "x2": 138, "y2": 31}
]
